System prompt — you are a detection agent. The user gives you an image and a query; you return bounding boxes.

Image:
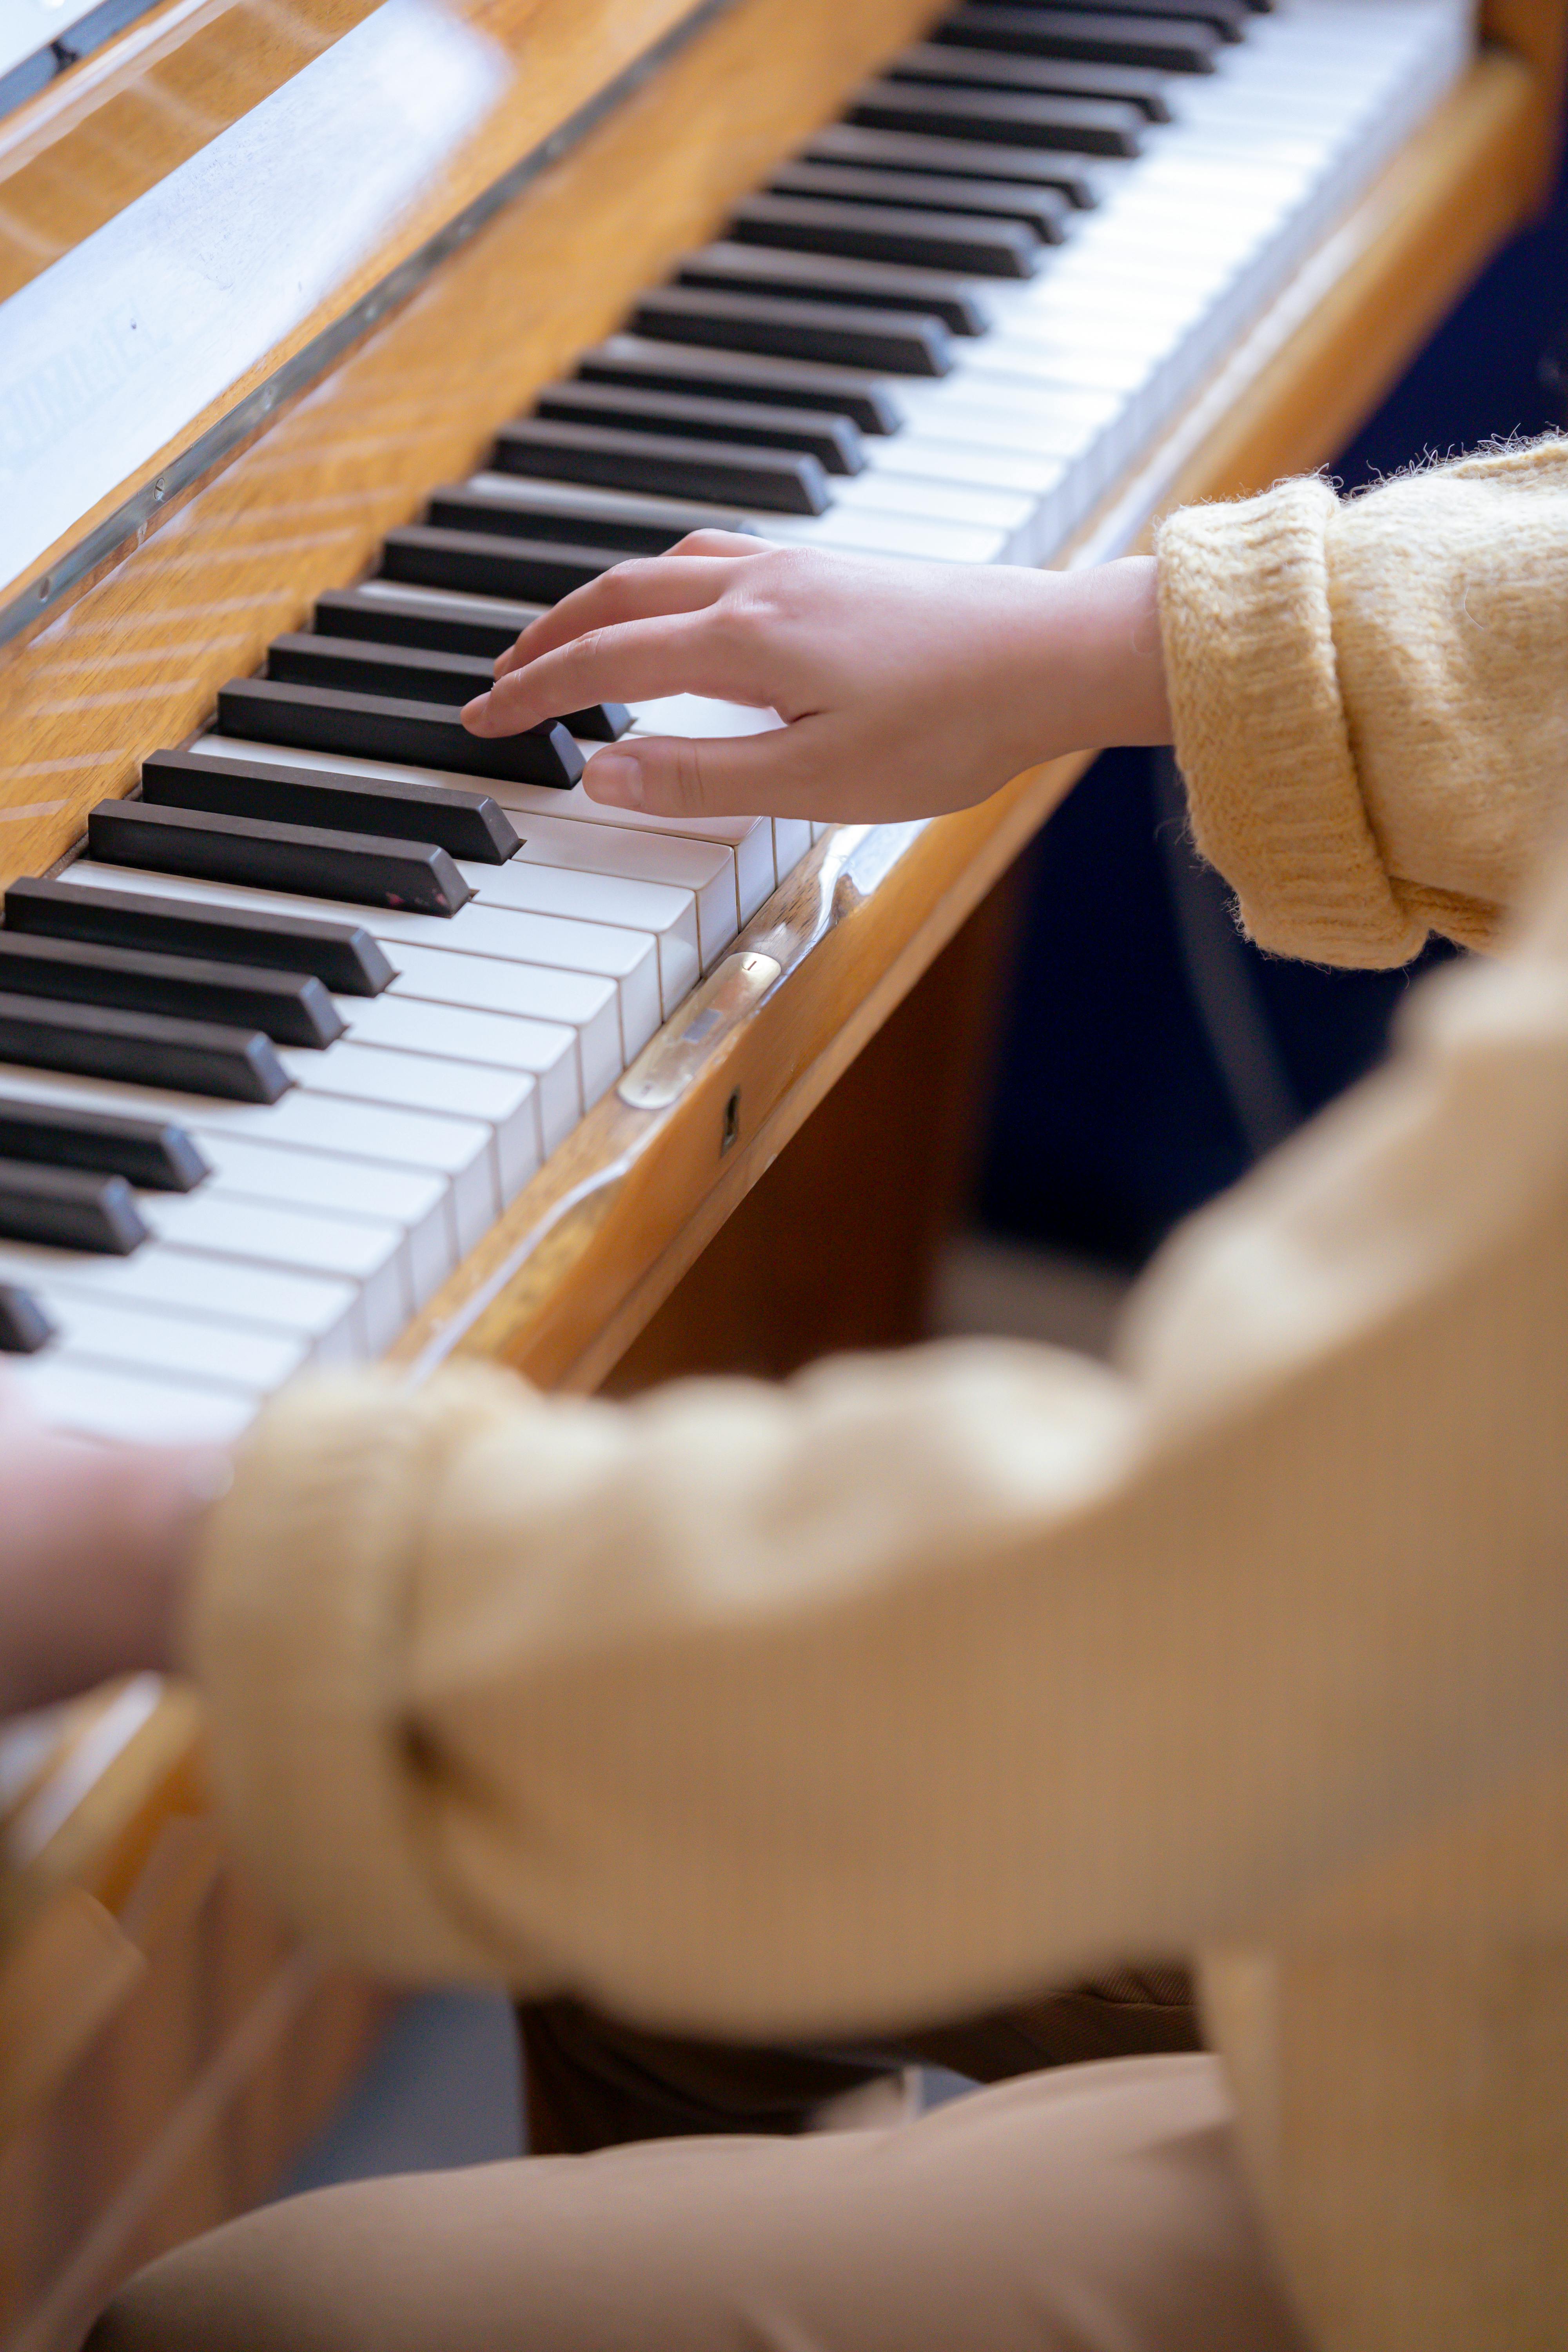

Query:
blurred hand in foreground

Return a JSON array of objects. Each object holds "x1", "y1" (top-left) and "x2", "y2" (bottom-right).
[
  {"x1": 462, "y1": 534, "x2": 1171, "y2": 826},
  {"x1": 0, "y1": 1378, "x2": 226, "y2": 1716}
]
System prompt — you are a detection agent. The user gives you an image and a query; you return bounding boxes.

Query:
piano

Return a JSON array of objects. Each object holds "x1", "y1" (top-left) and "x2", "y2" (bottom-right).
[{"x1": 0, "y1": 0, "x2": 1563, "y2": 2337}]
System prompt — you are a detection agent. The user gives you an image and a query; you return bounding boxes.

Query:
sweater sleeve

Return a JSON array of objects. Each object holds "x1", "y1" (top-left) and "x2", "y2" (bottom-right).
[
  {"x1": 185, "y1": 855, "x2": 1568, "y2": 2037},
  {"x1": 1156, "y1": 438, "x2": 1568, "y2": 965}
]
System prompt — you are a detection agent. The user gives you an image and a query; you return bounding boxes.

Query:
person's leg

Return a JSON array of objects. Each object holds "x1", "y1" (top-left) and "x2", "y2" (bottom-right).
[
  {"x1": 90, "y1": 2054, "x2": 1307, "y2": 2352},
  {"x1": 520, "y1": 1967, "x2": 1200, "y2": 2152}
]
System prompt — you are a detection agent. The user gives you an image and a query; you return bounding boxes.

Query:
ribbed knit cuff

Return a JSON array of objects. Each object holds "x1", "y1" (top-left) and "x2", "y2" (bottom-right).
[
  {"x1": 1157, "y1": 478, "x2": 1426, "y2": 967},
  {"x1": 186, "y1": 1367, "x2": 528, "y2": 1983}
]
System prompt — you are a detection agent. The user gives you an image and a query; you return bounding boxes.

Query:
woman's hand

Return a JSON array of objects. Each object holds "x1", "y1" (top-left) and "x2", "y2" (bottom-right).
[
  {"x1": 462, "y1": 535, "x2": 1171, "y2": 826},
  {"x1": 0, "y1": 1378, "x2": 228, "y2": 1716}
]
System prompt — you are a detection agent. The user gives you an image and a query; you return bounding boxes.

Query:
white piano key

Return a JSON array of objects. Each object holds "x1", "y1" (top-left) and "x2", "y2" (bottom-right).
[
  {"x1": 379, "y1": 940, "x2": 622, "y2": 1109},
  {"x1": 0, "y1": 1049, "x2": 499, "y2": 1256},
  {"x1": 830, "y1": 472, "x2": 1036, "y2": 533},
  {"x1": 874, "y1": 436, "x2": 1069, "y2": 498},
  {"x1": 341, "y1": 993, "x2": 581, "y2": 1153},
  {"x1": 276, "y1": 1039, "x2": 541, "y2": 1204},
  {"x1": 772, "y1": 817, "x2": 813, "y2": 879},
  {"x1": 31, "y1": 1293, "x2": 308, "y2": 1393},
  {"x1": 0, "y1": 1231, "x2": 362, "y2": 1359},
  {"x1": 198, "y1": 1134, "x2": 455, "y2": 1308},
  {"x1": 508, "y1": 811, "x2": 739, "y2": 969},
  {"x1": 199, "y1": 1093, "x2": 497, "y2": 1251},
  {"x1": 458, "y1": 857, "x2": 701, "y2": 1013},
  {"x1": 977, "y1": 334, "x2": 1161, "y2": 397},
  {"x1": 372, "y1": 904, "x2": 663, "y2": 1060},
  {"x1": 486, "y1": 763, "x2": 777, "y2": 925},
  {"x1": 59, "y1": 859, "x2": 664, "y2": 1066},
  {"x1": 771, "y1": 508, "x2": 1009, "y2": 564},
  {"x1": 15, "y1": 1355, "x2": 262, "y2": 1446},
  {"x1": 141, "y1": 1192, "x2": 410, "y2": 1351},
  {"x1": 625, "y1": 696, "x2": 781, "y2": 740}
]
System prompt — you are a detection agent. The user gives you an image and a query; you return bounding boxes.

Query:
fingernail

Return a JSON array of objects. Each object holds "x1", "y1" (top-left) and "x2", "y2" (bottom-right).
[
  {"x1": 586, "y1": 752, "x2": 644, "y2": 808},
  {"x1": 462, "y1": 692, "x2": 492, "y2": 733}
]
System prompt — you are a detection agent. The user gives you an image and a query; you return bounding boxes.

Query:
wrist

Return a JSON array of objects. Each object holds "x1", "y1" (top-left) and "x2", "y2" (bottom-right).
[{"x1": 1009, "y1": 557, "x2": 1171, "y2": 769}]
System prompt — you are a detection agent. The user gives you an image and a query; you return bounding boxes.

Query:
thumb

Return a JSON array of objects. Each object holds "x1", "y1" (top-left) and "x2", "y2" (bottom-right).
[{"x1": 584, "y1": 728, "x2": 805, "y2": 821}]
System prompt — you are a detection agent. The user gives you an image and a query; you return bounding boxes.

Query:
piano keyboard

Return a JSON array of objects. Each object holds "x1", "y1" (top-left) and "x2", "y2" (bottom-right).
[{"x1": 3, "y1": 0, "x2": 1470, "y2": 1442}]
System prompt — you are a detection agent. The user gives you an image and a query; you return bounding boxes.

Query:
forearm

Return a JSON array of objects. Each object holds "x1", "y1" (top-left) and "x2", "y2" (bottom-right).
[{"x1": 188, "y1": 908, "x2": 1568, "y2": 2033}]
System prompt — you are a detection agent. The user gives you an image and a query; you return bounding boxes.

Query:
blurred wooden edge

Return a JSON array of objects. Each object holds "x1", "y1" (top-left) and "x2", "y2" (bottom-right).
[
  {"x1": 0, "y1": 5, "x2": 1557, "y2": 2049},
  {"x1": 1485, "y1": 0, "x2": 1568, "y2": 197}
]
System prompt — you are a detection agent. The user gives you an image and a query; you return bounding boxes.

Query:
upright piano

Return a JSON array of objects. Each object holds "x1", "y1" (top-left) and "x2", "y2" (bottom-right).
[{"x1": 0, "y1": 0, "x2": 1563, "y2": 2338}]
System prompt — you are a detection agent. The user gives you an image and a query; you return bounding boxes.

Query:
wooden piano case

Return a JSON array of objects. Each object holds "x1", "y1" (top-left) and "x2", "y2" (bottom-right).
[{"x1": 1, "y1": 0, "x2": 1564, "y2": 2339}]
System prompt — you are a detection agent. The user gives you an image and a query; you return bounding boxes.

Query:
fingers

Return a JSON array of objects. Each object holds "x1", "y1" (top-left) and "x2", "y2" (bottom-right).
[
  {"x1": 666, "y1": 529, "x2": 777, "y2": 559},
  {"x1": 584, "y1": 725, "x2": 814, "y2": 820},
  {"x1": 467, "y1": 612, "x2": 768, "y2": 738},
  {"x1": 491, "y1": 539, "x2": 771, "y2": 681}
]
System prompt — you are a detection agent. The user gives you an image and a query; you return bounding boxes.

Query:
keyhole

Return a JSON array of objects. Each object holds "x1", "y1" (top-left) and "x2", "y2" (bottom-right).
[{"x1": 720, "y1": 1089, "x2": 741, "y2": 1155}]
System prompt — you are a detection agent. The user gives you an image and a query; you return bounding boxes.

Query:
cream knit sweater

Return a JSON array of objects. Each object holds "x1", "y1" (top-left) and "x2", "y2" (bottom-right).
[{"x1": 191, "y1": 443, "x2": 1568, "y2": 2350}]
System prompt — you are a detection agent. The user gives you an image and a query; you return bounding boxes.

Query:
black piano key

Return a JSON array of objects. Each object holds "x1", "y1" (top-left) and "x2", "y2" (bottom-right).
[
  {"x1": 769, "y1": 160, "x2": 1072, "y2": 241},
  {"x1": 0, "y1": 993, "x2": 290, "y2": 1107},
  {"x1": 151, "y1": 733, "x2": 520, "y2": 866},
  {"x1": 728, "y1": 191, "x2": 1041, "y2": 278},
  {"x1": 630, "y1": 287, "x2": 954, "y2": 377},
  {"x1": 382, "y1": 526, "x2": 627, "y2": 604},
  {"x1": 919, "y1": 8, "x2": 1221, "y2": 71},
  {"x1": 676, "y1": 243, "x2": 991, "y2": 336},
  {"x1": 215, "y1": 678, "x2": 584, "y2": 795},
  {"x1": 577, "y1": 337, "x2": 907, "y2": 433},
  {"x1": 0, "y1": 1094, "x2": 209, "y2": 1191},
  {"x1": 996, "y1": 0, "x2": 1250, "y2": 34},
  {"x1": 0, "y1": 931, "x2": 343, "y2": 1050},
  {"x1": 0, "y1": 1284, "x2": 54, "y2": 1352},
  {"x1": 533, "y1": 380, "x2": 866, "y2": 474},
  {"x1": 266, "y1": 642, "x2": 624, "y2": 752},
  {"x1": 490, "y1": 416, "x2": 833, "y2": 514},
  {"x1": 303, "y1": 603, "x2": 634, "y2": 738},
  {"x1": 89, "y1": 796, "x2": 474, "y2": 918},
  {"x1": 5, "y1": 875, "x2": 394, "y2": 997},
  {"x1": 849, "y1": 80, "x2": 1149, "y2": 152},
  {"x1": 314, "y1": 587, "x2": 538, "y2": 662},
  {"x1": 805, "y1": 122, "x2": 1102, "y2": 204},
  {"x1": 893, "y1": 40, "x2": 1174, "y2": 116},
  {"x1": 425, "y1": 488, "x2": 700, "y2": 555},
  {"x1": 0, "y1": 1161, "x2": 149, "y2": 1256}
]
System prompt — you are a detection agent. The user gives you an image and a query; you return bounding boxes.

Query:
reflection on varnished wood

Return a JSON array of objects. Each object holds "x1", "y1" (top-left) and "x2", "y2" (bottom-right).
[
  {"x1": 0, "y1": 0, "x2": 382, "y2": 306},
  {"x1": 604, "y1": 872, "x2": 1025, "y2": 1392}
]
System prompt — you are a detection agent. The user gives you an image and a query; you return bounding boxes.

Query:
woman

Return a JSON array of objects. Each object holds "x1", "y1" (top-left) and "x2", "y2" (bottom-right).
[{"x1": 5, "y1": 440, "x2": 1566, "y2": 2350}]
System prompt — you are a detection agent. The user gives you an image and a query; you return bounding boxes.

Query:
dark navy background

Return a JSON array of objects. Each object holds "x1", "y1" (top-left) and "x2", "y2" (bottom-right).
[{"x1": 973, "y1": 129, "x2": 1568, "y2": 1269}]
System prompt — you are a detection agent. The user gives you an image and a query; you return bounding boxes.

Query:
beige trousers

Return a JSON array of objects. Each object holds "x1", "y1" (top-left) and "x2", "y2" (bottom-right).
[{"x1": 89, "y1": 2054, "x2": 1309, "y2": 2352}]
